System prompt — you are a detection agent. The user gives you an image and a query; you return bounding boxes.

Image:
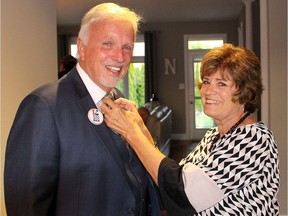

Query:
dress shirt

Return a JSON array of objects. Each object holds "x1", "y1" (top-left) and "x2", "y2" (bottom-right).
[{"x1": 77, "y1": 63, "x2": 106, "y2": 109}]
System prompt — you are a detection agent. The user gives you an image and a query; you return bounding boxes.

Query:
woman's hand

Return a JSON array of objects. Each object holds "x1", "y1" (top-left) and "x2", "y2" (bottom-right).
[
  {"x1": 101, "y1": 98, "x2": 154, "y2": 144},
  {"x1": 114, "y1": 98, "x2": 138, "y2": 113},
  {"x1": 101, "y1": 97, "x2": 166, "y2": 184}
]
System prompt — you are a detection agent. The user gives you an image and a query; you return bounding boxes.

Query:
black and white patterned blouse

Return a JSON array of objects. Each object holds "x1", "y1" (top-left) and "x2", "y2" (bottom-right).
[{"x1": 158, "y1": 122, "x2": 280, "y2": 216}]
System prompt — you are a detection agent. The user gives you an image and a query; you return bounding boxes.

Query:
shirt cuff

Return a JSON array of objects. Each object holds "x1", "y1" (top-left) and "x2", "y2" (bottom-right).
[{"x1": 182, "y1": 162, "x2": 225, "y2": 212}]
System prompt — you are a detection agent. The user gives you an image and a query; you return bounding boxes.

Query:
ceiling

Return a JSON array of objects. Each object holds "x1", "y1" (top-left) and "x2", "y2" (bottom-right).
[{"x1": 56, "y1": 0, "x2": 244, "y2": 26}]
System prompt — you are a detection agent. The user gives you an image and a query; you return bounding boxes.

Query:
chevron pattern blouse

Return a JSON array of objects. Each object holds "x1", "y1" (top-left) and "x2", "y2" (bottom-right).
[{"x1": 179, "y1": 122, "x2": 280, "y2": 215}]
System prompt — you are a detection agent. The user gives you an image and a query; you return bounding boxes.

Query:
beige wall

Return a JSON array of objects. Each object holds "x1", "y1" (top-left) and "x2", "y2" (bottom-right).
[
  {"x1": 268, "y1": 0, "x2": 287, "y2": 214},
  {"x1": 0, "y1": 0, "x2": 57, "y2": 215}
]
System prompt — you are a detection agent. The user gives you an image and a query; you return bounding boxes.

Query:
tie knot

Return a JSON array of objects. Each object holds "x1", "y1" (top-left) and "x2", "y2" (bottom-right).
[
  {"x1": 104, "y1": 92, "x2": 114, "y2": 100},
  {"x1": 96, "y1": 92, "x2": 114, "y2": 111}
]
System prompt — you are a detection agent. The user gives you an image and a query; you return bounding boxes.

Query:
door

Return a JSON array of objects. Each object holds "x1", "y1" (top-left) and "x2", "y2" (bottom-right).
[
  {"x1": 184, "y1": 34, "x2": 225, "y2": 140},
  {"x1": 187, "y1": 50, "x2": 215, "y2": 140}
]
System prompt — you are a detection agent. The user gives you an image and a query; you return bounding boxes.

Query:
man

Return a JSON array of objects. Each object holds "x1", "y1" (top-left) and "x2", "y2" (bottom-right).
[{"x1": 4, "y1": 3, "x2": 160, "y2": 216}]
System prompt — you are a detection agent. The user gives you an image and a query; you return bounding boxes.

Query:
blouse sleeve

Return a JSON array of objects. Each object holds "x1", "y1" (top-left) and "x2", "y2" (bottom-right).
[{"x1": 158, "y1": 157, "x2": 196, "y2": 216}]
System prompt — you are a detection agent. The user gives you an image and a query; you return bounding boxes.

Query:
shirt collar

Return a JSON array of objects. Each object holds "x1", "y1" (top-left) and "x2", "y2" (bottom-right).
[{"x1": 76, "y1": 63, "x2": 107, "y2": 108}]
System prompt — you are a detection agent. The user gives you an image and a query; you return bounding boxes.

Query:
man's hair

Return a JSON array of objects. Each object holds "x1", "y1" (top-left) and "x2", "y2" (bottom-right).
[{"x1": 78, "y1": 3, "x2": 142, "y2": 44}]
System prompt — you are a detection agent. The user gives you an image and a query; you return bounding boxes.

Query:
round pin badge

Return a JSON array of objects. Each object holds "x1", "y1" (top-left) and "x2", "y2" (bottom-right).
[{"x1": 87, "y1": 108, "x2": 104, "y2": 125}]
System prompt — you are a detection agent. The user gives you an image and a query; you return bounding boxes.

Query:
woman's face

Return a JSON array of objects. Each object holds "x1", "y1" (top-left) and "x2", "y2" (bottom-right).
[
  {"x1": 200, "y1": 69, "x2": 243, "y2": 123},
  {"x1": 77, "y1": 20, "x2": 135, "y2": 92}
]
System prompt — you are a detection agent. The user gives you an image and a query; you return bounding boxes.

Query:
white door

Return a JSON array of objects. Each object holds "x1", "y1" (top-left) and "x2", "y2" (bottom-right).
[{"x1": 187, "y1": 50, "x2": 215, "y2": 140}]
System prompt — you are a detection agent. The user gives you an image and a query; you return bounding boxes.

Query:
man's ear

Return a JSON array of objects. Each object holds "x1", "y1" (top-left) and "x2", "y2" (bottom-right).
[{"x1": 77, "y1": 37, "x2": 85, "y2": 61}]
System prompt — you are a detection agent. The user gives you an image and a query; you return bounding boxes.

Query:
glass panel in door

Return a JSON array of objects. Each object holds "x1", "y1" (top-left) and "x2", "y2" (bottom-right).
[{"x1": 193, "y1": 61, "x2": 215, "y2": 129}]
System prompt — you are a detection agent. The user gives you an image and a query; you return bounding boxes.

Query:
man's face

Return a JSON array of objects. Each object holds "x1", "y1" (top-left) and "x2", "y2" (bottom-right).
[{"x1": 77, "y1": 20, "x2": 135, "y2": 92}]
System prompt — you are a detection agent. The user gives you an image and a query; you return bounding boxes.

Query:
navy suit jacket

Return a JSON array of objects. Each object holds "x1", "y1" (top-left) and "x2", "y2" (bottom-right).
[{"x1": 4, "y1": 68, "x2": 160, "y2": 216}]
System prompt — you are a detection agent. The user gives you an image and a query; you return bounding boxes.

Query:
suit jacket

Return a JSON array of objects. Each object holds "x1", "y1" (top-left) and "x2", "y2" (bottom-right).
[{"x1": 4, "y1": 68, "x2": 160, "y2": 216}]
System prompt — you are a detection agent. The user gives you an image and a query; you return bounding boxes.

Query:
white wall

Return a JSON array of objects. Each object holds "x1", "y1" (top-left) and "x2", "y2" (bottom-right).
[{"x1": 0, "y1": 0, "x2": 57, "y2": 215}]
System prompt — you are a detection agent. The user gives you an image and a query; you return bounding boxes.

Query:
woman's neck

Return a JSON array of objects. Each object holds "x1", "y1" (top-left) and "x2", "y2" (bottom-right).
[{"x1": 216, "y1": 112, "x2": 251, "y2": 137}]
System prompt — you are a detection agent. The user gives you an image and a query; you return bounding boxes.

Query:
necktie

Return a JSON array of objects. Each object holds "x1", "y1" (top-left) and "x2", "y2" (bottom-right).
[
  {"x1": 104, "y1": 92, "x2": 114, "y2": 100},
  {"x1": 96, "y1": 91, "x2": 114, "y2": 111},
  {"x1": 88, "y1": 92, "x2": 115, "y2": 125}
]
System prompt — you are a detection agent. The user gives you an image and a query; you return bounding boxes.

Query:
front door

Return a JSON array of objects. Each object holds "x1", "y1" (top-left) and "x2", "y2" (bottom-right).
[{"x1": 187, "y1": 50, "x2": 215, "y2": 140}]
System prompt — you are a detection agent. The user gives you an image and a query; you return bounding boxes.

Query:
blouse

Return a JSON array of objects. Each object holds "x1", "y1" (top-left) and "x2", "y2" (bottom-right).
[{"x1": 158, "y1": 122, "x2": 280, "y2": 216}]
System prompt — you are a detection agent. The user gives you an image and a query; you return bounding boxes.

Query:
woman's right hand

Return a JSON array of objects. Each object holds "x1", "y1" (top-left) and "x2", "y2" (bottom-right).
[
  {"x1": 101, "y1": 97, "x2": 166, "y2": 184},
  {"x1": 101, "y1": 97, "x2": 154, "y2": 145}
]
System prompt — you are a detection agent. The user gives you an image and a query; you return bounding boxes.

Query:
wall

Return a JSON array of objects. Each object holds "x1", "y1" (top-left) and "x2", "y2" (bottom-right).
[
  {"x1": 0, "y1": 0, "x2": 58, "y2": 215},
  {"x1": 268, "y1": 0, "x2": 287, "y2": 214}
]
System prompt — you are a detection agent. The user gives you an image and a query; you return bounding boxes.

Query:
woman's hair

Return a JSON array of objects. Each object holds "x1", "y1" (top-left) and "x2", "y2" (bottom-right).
[
  {"x1": 78, "y1": 3, "x2": 142, "y2": 45},
  {"x1": 199, "y1": 43, "x2": 263, "y2": 113}
]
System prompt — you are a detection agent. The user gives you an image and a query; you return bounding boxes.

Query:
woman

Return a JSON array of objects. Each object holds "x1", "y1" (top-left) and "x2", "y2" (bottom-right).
[{"x1": 101, "y1": 44, "x2": 280, "y2": 215}]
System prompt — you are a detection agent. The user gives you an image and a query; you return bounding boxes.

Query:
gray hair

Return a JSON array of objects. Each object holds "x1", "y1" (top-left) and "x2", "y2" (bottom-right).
[{"x1": 78, "y1": 3, "x2": 142, "y2": 44}]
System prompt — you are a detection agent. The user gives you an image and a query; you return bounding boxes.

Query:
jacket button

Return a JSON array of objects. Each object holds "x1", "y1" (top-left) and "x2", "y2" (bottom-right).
[{"x1": 128, "y1": 208, "x2": 135, "y2": 215}]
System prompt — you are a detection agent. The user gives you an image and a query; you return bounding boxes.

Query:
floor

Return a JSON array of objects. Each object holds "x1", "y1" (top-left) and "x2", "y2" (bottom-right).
[{"x1": 168, "y1": 140, "x2": 199, "y2": 162}]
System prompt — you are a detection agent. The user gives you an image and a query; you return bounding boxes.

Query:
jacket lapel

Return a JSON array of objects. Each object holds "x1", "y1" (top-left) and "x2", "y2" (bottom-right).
[{"x1": 68, "y1": 68, "x2": 135, "y2": 193}]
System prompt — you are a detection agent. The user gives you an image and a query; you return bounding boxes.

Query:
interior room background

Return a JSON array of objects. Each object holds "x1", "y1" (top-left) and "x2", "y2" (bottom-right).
[{"x1": 1, "y1": 0, "x2": 287, "y2": 215}]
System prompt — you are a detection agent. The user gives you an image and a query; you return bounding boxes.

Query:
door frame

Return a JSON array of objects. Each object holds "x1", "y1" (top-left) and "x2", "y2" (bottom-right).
[
  {"x1": 187, "y1": 50, "x2": 210, "y2": 140},
  {"x1": 184, "y1": 34, "x2": 227, "y2": 140}
]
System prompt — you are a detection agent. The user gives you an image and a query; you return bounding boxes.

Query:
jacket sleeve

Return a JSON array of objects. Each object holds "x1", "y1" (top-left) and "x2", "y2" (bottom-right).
[
  {"x1": 158, "y1": 157, "x2": 197, "y2": 216},
  {"x1": 4, "y1": 93, "x2": 59, "y2": 216}
]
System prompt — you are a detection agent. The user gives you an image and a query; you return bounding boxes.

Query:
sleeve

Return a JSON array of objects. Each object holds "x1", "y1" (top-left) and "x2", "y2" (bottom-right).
[
  {"x1": 199, "y1": 128, "x2": 272, "y2": 194},
  {"x1": 158, "y1": 157, "x2": 197, "y2": 216},
  {"x1": 181, "y1": 163, "x2": 225, "y2": 212},
  {"x1": 4, "y1": 93, "x2": 60, "y2": 216},
  {"x1": 181, "y1": 126, "x2": 273, "y2": 212}
]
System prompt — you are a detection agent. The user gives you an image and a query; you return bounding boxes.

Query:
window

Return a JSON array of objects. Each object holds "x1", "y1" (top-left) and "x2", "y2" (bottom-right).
[
  {"x1": 116, "y1": 35, "x2": 145, "y2": 107},
  {"x1": 188, "y1": 40, "x2": 224, "y2": 50},
  {"x1": 69, "y1": 37, "x2": 78, "y2": 58},
  {"x1": 70, "y1": 44, "x2": 78, "y2": 58}
]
